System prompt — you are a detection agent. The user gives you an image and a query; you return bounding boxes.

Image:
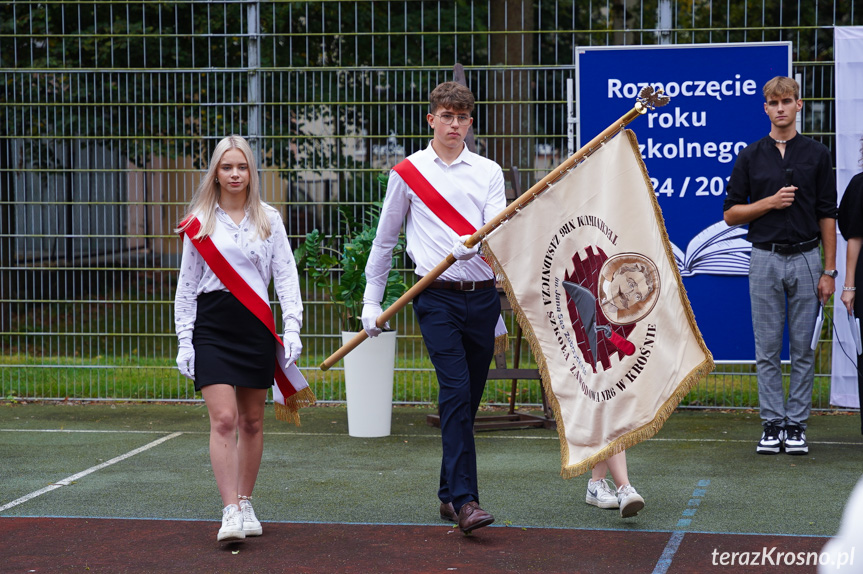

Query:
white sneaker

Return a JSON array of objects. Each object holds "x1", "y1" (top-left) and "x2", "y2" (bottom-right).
[
  {"x1": 239, "y1": 498, "x2": 263, "y2": 536},
  {"x1": 784, "y1": 424, "x2": 808, "y2": 455},
  {"x1": 217, "y1": 504, "x2": 246, "y2": 542},
  {"x1": 616, "y1": 484, "x2": 645, "y2": 518},
  {"x1": 756, "y1": 423, "x2": 785, "y2": 454},
  {"x1": 586, "y1": 478, "x2": 619, "y2": 509}
]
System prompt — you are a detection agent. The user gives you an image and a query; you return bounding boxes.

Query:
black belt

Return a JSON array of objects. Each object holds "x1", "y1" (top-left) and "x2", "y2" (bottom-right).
[
  {"x1": 752, "y1": 238, "x2": 819, "y2": 255},
  {"x1": 427, "y1": 279, "x2": 495, "y2": 292}
]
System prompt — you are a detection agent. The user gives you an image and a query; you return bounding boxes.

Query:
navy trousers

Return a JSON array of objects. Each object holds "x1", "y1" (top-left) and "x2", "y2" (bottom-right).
[{"x1": 412, "y1": 285, "x2": 500, "y2": 513}]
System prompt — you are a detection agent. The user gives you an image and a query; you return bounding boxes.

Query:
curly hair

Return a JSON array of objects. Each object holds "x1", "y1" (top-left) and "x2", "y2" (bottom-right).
[{"x1": 429, "y1": 81, "x2": 475, "y2": 115}]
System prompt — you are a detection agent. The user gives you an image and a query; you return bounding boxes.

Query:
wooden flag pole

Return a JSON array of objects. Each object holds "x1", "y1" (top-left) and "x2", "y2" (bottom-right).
[{"x1": 320, "y1": 87, "x2": 669, "y2": 371}]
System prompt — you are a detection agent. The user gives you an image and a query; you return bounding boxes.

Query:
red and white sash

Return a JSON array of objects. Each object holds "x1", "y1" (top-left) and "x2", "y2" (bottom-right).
[
  {"x1": 393, "y1": 158, "x2": 480, "y2": 237},
  {"x1": 179, "y1": 215, "x2": 315, "y2": 425},
  {"x1": 393, "y1": 157, "x2": 508, "y2": 349}
]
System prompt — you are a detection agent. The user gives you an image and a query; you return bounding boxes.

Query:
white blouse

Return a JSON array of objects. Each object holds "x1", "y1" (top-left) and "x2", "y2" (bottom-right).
[{"x1": 174, "y1": 203, "x2": 303, "y2": 341}]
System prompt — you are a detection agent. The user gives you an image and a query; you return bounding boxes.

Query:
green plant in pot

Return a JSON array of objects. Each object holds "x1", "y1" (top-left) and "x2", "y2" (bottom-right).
[
  {"x1": 296, "y1": 190, "x2": 407, "y2": 437},
  {"x1": 296, "y1": 203, "x2": 407, "y2": 334}
]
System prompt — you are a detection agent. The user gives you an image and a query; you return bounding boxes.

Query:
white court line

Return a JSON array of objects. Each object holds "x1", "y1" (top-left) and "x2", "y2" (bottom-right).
[
  {"x1": 0, "y1": 432, "x2": 183, "y2": 513},
  {"x1": 647, "y1": 437, "x2": 863, "y2": 446},
  {"x1": 2, "y1": 428, "x2": 861, "y2": 446},
  {"x1": 0, "y1": 429, "x2": 175, "y2": 434}
]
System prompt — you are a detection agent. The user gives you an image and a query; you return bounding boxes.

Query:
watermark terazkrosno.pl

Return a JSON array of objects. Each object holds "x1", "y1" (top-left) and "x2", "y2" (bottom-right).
[{"x1": 711, "y1": 547, "x2": 855, "y2": 568}]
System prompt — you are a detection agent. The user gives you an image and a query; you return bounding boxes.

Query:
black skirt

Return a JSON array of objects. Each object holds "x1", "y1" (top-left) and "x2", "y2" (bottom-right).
[{"x1": 193, "y1": 290, "x2": 276, "y2": 391}]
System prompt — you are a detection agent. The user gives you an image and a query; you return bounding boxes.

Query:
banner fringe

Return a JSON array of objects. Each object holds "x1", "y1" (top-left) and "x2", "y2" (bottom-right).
[
  {"x1": 274, "y1": 387, "x2": 317, "y2": 426},
  {"x1": 493, "y1": 332, "x2": 508, "y2": 357},
  {"x1": 484, "y1": 129, "x2": 715, "y2": 479},
  {"x1": 560, "y1": 356, "x2": 714, "y2": 478}
]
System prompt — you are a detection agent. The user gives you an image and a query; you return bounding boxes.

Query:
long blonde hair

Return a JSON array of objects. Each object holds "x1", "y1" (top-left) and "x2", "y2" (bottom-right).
[{"x1": 176, "y1": 135, "x2": 272, "y2": 240}]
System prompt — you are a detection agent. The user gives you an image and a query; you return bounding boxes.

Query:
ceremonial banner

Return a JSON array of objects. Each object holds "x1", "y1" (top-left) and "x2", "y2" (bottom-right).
[{"x1": 484, "y1": 130, "x2": 713, "y2": 477}]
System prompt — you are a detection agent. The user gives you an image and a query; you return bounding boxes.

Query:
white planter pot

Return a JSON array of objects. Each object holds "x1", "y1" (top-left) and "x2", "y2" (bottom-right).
[{"x1": 341, "y1": 330, "x2": 396, "y2": 437}]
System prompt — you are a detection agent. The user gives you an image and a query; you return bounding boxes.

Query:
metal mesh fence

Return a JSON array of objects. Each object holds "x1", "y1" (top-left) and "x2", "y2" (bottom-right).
[{"x1": 1, "y1": 0, "x2": 861, "y2": 409}]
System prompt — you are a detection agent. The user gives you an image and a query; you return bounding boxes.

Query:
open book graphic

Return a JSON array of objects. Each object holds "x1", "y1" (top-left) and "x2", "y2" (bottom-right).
[{"x1": 670, "y1": 221, "x2": 751, "y2": 277}]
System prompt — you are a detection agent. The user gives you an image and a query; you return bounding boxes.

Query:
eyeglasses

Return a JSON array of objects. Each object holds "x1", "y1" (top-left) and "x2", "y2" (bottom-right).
[{"x1": 434, "y1": 113, "x2": 472, "y2": 126}]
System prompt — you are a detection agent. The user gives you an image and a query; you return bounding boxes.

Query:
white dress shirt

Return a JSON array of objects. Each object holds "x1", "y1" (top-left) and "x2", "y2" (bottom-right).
[
  {"x1": 364, "y1": 142, "x2": 506, "y2": 303},
  {"x1": 174, "y1": 203, "x2": 303, "y2": 341}
]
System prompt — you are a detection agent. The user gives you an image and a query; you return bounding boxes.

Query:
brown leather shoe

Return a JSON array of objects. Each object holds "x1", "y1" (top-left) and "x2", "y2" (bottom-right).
[
  {"x1": 457, "y1": 501, "x2": 494, "y2": 534},
  {"x1": 440, "y1": 502, "x2": 458, "y2": 522}
]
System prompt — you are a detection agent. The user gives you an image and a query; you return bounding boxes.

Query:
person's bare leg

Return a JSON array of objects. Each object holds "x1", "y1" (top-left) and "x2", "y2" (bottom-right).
[
  {"x1": 606, "y1": 451, "x2": 630, "y2": 487},
  {"x1": 236, "y1": 387, "x2": 268, "y2": 497},
  {"x1": 591, "y1": 460, "x2": 609, "y2": 482},
  {"x1": 202, "y1": 384, "x2": 240, "y2": 508}
]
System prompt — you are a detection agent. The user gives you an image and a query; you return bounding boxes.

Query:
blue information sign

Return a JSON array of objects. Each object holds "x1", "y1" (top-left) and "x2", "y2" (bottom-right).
[{"x1": 577, "y1": 43, "x2": 792, "y2": 361}]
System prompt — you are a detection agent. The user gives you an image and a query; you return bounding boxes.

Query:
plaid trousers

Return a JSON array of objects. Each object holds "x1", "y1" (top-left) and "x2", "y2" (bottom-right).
[{"x1": 749, "y1": 246, "x2": 822, "y2": 429}]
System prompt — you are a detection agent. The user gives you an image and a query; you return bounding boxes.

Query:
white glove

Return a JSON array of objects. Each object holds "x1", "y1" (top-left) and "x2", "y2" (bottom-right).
[
  {"x1": 176, "y1": 339, "x2": 195, "y2": 380},
  {"x1": 361, "y1": 300, "x2": 387, "y2": 338},
  {"x1": 452, "y1": 235, "x2": 479, "y2": 261},
  {"x1": 284, "y1": 331, "x2": 303, "y2": 366}
]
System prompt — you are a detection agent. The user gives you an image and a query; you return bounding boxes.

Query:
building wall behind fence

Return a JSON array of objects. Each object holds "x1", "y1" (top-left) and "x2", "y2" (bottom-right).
[{"x1": 1, "y1": 1, "x2": 860, "y2": 408}]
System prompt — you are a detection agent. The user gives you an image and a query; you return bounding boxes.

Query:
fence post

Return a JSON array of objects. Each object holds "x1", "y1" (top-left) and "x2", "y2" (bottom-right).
[
  {"x1": 247, "y1": 1, "x2": 262, "y2": 166},
  {"x1": 657, "y1": 0, "x2": 673, "y2": 44},
  {"x1": 0, "y1": 137, "x2": 12, "y2": 334}
]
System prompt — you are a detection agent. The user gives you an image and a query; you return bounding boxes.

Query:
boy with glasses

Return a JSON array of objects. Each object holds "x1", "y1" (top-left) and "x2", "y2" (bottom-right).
[{"x1": 362, "y1": 81, "x2": 505, "y2": 534}]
